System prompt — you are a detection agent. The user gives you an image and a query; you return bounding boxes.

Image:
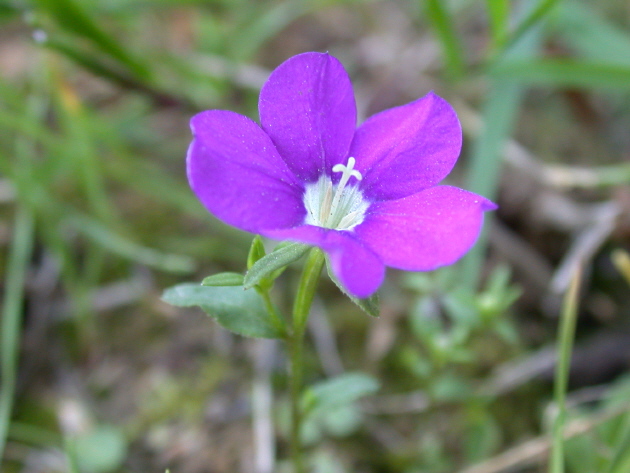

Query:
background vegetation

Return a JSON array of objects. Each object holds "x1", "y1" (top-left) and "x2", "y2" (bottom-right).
[{"x1": 2, "y1": 0, "x2": 630, "y2": 472}]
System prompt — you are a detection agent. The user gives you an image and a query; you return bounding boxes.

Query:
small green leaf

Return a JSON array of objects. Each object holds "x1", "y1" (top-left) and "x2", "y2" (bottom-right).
[
  {"x1": 320, "y1": 404, "x2": 363, "y2": 438},
  {"x1": 247, "y1": 235, "x2": 266, "y2": 269},
  {"x1": 430, "y1": 374, "x2": 473, "y2": 402},
  {"x1": 243, "y1": 242, "x2": 310, "y2": 289},
  {"x1": 463, "y1": 410, "x2": 501, "y2": 462},
  {"x1": 303, "y1": 372, "x2": 380, "y2": 418},
  {"x1": 201, "y1": 272, "x2": 244, "y2": 287},
  {"x1": 162, "y1": 284, "x2": 282, "y2": 339},
  {"x1": 73, "y1": 425, "x2": 127, "y2": 473},
  {"x1": 325, "y1": 259, "x2": 379, "y2": 317}
]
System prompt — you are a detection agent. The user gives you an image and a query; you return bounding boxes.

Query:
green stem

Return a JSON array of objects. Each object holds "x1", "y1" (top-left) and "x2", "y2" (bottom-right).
[
  {"x1": 549, "y1": 268, "x2": 581, "y2": 473},
  {"x1": 288, "y1": 248, "x2": 325, "y2": 473},
  {"x1": 260, "y1": 290, "x2": 287, "y2": 338}
]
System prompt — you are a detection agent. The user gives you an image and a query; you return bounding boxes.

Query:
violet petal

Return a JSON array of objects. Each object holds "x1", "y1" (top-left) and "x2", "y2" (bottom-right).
[
  {"x1": 259, "y1": 52, "x2": 357, "y2": 183},
  {"x1": 262, "y1": 225, "x2": 385, "y2": 298},
  {"x1": 188, "y1": 110, "x2": 305, "y2": 233},
  {"x1": 355, "y1": 186, "x2": 496, "y2": 270},
  {"x1": 350, "y1": 92, "x2": 462, "y2": 201}
]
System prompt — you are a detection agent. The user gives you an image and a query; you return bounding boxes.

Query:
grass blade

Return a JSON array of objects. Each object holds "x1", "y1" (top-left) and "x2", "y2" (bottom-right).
[
  {"x1": 606, "y1": 416, "x2": 630, "y2": 473},
  {"x1": 32, "y1": 0, "x2": 150, "y2": 80},
  {"x1": 54, "y1": 78, "x2": 115, "y2": 224},
  {"x1": 70, "y1": 214, "x2": 195, "y2": 274},
  {"x1": 460, "y1": 82, "x2": 524, "y2": 288},
  {"x1": 460, "y1": 5, "x2": 542, "y2": 289},
  {"x1": 485, "y1": 0, "x2": 510, "y2": 49},
  {"x1": 42, "y1": 39, "x2": 190, "y2": 108},
  {"x1": 504, "y1": 0, "x2": 561, "y2": 51},
  {"x1": 425, "y1": 0, "x2": 465, "y2": 78},
  {"x1": 553, "y1": 2, "x2": 630, "y2": 66},
  {"x1": 549, "y1": 267, "x2": 581, "y2": 473},
  {"x1": 493, "y1": 60, "x2": 630, "y2": 90},
  {"x1": 0, "y1": 209, "x2": 35, "y2": 461}
]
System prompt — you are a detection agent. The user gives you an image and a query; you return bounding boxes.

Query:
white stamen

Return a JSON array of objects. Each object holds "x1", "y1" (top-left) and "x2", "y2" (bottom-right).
[
  {"x1": 302, "y1": 157, "x2": 369, "y2": 231},
  {"x1": 337, "y1": 210, "x2": 362, "y2": 230},
  {"x1": 326, "y1": 157, "x2": 363, "y2": 227},
  {"x1": 319, "y1": 180, "x2": 333, "y2": 223}
]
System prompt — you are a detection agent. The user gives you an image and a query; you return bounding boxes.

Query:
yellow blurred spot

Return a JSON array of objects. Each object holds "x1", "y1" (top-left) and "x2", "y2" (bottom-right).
[
  {"x1": 58, "y1": 80, "x2": 81, "y2": 113},
  {"x1": 611, "y1": 249, "x2": 630, "y2": 286}
]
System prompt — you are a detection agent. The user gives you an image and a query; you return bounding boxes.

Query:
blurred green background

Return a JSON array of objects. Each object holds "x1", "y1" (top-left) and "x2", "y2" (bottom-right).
[{"x1": 2, "y1": 0, "x2": 630, "y2": 472}]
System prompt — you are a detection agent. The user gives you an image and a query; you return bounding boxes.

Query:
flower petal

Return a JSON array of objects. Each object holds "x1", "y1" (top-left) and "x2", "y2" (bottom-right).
[
  {"x1": 350, "y1": 92, "x2": 462, "y2": 201},
  {"x1": 263, "y1": 225, "x2": 385, "y2": 298},
  {"x1": 188, "y1": 110, "x2": 305, "y2": 233},
  {"x1": 355, "y1": 186, "x2": 496, "y2": 270},
  {"x1": 259, "y1": 52, "x2": 357, "y2": 183}
]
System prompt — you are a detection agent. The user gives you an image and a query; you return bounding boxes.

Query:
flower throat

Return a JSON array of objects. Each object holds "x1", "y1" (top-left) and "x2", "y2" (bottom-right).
[{"x1": 303, "y1": 157, "x2": 370, "y2": 230}]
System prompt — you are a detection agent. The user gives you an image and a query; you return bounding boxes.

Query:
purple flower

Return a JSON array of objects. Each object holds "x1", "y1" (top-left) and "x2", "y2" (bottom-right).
[{"x1": 187, "y1": 52, "x2": 496, "y2": 298}]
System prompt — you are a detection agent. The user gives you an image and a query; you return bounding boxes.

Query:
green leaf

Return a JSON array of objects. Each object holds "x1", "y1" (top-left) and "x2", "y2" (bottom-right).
[
  {"x1": 309, "y1": 451, "x2": 350, "y2": 473},
  {"x1": 201, "y1": 272, "x2": 244, "y2": 287},
  {"x1": 73, "y1": 425, "x2": 127, "y2": 473},
  {"x1": 243, "y1": 242, "x2": 310, "y2": 289},
  {"x1": 325, "y1": 258, "x2": 379, "y2": 317},
  {"x1": 442, "y1": 291, "x2": 480, "y2": 329},
  {"x1": 565, "y1": 433, "x2": 599, "y2": 473},
  {"x1": 303, "y1": 372, "x2": 380, "y2": 418},
  {"x1": 319, "y1": 404, "x2": 363, "y2": 438},
  {"x1": 430, "y1": 374, "x2": 473, "y2": 402},
  {"x1": 463, "y1": 410, "x2": 501, "y2": 462},
  {"x1": 247, "y1": 235, "x2": 266, "y2": 269},
  {"x1": 162, "y1": 284, "x2": 282, "y2": 339}
]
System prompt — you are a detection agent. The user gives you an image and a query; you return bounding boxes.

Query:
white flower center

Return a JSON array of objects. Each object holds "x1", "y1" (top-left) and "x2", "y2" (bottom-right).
[{"x1": 303, "y1": 157, "x2": 370, "y2": 230}]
